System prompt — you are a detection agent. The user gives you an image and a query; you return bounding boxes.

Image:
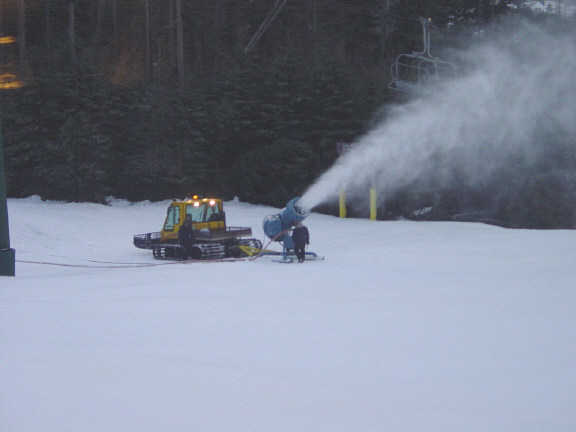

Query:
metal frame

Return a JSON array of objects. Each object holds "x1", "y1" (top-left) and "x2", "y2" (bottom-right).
[{"x1": 389, "y1": 18, "x2": 457, "y2": 95}]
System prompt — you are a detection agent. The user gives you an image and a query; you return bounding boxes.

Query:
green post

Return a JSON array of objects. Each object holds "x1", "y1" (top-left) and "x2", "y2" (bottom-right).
[{"x1": 0, "y1": 122, "x2": 15, "y2": 276}]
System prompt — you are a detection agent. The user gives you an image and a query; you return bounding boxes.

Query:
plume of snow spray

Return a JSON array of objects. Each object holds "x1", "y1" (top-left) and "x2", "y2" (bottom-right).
[{"x1": 298, "y1": 20, "x2": 576, "y2": 212}]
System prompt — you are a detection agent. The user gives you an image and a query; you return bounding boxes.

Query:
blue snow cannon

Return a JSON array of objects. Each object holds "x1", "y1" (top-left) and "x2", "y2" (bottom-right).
[{"x1": 262, "y1": 197, "x2": 310, "y2": 249}]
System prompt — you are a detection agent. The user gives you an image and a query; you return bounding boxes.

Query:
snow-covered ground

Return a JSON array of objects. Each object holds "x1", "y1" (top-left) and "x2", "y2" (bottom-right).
[{"x1": 2, "y1": 196, "x2": 576, "y2": 431}]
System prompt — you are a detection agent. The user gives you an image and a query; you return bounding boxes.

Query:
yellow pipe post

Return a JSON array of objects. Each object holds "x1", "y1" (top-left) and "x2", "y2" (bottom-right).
[
  {"x1": 339, "y1": 189, "x2": 346, "y2": 218},
  {"x1": 370, "y1": 187, "x2": 377, "y2": 221}
]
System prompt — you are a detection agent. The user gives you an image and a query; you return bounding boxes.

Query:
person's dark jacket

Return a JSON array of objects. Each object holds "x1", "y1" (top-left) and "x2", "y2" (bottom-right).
[
  {"x1": 178, "y1": 221, "x2": 195, "y2": 248},
  {"x1": 292, "y1": 225, "x2": 309, "y2": 247}
]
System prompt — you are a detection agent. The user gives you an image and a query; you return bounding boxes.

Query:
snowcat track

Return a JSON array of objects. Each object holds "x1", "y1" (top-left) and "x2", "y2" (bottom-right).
[
  {"x1": 193, "y1": 243, "x2": 226, "y2": 260},
  {"x1": 152, "y1": 243, "x2": 226, "y2": 261}
]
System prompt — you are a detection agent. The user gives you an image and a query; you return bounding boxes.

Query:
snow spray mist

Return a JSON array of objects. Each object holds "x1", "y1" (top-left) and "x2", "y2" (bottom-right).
[{"x1": 298, "y1": 19, "x2": 576, "y2": 213}]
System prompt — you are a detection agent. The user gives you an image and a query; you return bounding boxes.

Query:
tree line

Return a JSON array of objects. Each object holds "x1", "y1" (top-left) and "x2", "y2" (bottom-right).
[{"x1": 0, "y1": 0, "x2": 574, "y2": 228}]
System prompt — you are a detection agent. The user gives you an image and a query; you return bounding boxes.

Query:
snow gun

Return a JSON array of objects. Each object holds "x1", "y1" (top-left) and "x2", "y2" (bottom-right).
[{"x1": 262, "y1": 197, "x2": 322, "y2": 263}]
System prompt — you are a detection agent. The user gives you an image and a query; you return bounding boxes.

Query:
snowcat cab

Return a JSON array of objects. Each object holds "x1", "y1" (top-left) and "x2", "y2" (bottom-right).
[
  {"x1": 159, "y1": 196, "x2": 226, "y2": 243},
  {"x1": 133, "y1": 196, "x2": 262, "y2": 260}
]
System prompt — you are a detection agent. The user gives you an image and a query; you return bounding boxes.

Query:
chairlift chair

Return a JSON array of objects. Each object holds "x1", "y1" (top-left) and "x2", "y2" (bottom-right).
[{"x1": 389, "y1": 18, "x2": 456, "y2": 95}]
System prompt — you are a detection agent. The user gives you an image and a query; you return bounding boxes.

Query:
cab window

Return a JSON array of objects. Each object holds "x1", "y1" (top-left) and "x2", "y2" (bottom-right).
[
  {"x1": 206, "y1": 204, "x2": 221, "y2": 221},
  {"x1": 186, "y1": 203, "x2": 206, "y2": 223},
  {"x1": 163, "y1": 205, "x2": 181, "y2": 231}
]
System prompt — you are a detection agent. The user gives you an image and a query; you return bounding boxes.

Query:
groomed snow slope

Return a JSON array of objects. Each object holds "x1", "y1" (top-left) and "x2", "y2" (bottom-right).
[{"x1": 2, "y1": 197, "x2": 576, "y2": 431}]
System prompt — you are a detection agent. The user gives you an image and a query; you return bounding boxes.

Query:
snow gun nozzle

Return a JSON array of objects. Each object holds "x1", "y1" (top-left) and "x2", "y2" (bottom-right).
[
  {"x1": 293, "y1": 199, "x2": 309, "y2": 218},
  {"x1": 286, "y1": 197, "x2": 310, "y2": 222}
]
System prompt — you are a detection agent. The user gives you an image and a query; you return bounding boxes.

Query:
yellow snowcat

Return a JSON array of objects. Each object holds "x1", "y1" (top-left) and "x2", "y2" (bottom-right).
[{"x1": 133, "y1": 196, "x2": 262, "y2": 260}]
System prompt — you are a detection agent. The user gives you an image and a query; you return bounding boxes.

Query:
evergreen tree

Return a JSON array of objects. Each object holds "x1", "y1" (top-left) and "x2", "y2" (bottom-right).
[{"x1": 0, "y1": 0, "x2": 572, "y2": 228}]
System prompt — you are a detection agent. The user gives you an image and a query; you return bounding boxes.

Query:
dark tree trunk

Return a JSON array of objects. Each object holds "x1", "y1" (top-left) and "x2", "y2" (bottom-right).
[
  {"x1": 69, "y1": 2, "x2": 77, "y2": 79},
  {"x1": 144, "y1": 0, "x2": 151, "y2": 81},
  {"x1": 175, "y1": 0, "x2": 184, "y2": 91},
  {"x1": 17, "y1": 0, "x2": 25, "y2": 76}
]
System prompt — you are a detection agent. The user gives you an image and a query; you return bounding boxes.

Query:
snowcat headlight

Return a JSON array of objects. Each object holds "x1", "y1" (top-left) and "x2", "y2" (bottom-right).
[
  {"x1": 209, "y1": 200, "x2": 216, "y2": 206},
  {"x1": 193, "y1": 202, "x2": 200, "y2": 207}
]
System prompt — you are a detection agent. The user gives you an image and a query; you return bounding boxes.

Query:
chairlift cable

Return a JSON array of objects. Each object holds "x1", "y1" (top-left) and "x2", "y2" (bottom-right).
[{"x1": 245, "y1": 0, "x2": 289, "y2": 53}]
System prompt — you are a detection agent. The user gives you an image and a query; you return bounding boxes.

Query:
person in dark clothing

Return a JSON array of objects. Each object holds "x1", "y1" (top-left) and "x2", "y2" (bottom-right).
[
  {"x1": 292, "y1": 222, "x2": 309, "y2": 263},
  {"x1": 178, "y1": 216, "x2": 195, "y2": 258}
]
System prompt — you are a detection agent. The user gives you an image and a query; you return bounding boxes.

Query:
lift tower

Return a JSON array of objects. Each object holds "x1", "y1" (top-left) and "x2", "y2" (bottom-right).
[{"x1": 0, "y1": 122, "x2": 15, "y2": 276}]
